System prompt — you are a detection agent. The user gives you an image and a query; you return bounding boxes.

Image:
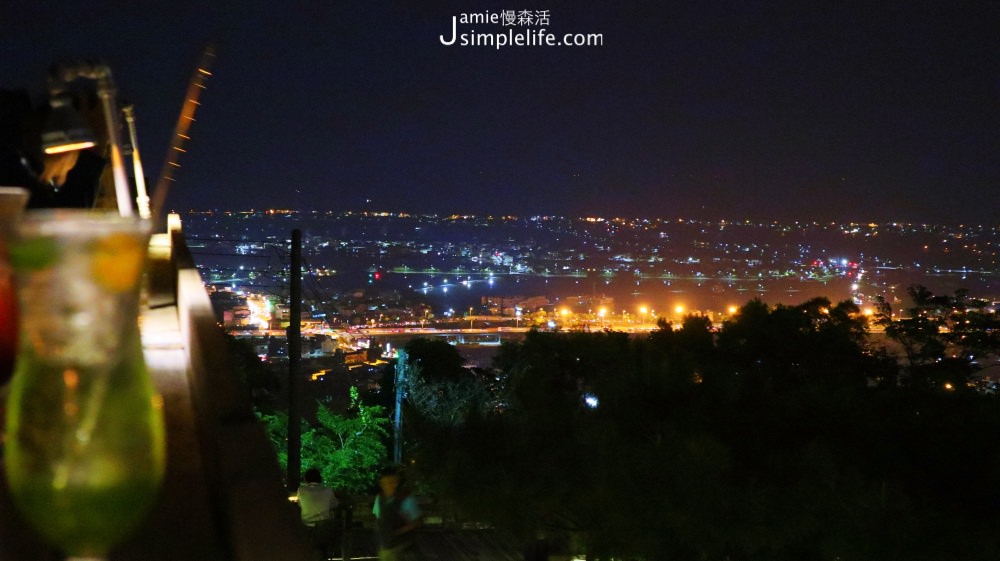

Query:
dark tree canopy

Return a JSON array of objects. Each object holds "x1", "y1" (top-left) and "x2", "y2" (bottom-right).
[
  {"x1": 876, "y1": 285, "x2": 1000, "y2": 390},
  {"x1": 406, "y1": 296, "x2": 1000, "y2": 561},
  {"x1": 404, "y1": 337, "x2": 467, "y2": 383}
]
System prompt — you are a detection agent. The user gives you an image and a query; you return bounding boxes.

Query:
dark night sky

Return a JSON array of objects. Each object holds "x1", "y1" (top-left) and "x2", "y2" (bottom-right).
[{"x1": 2, "y1": 1, "x2": 998, "y2": 223}]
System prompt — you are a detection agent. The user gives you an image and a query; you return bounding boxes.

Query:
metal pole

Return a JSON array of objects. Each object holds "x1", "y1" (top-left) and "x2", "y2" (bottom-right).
[
  {"x1": 287, "y1": 229, "x2": 302, "y2": 491},
  {"x1": 150, "y1": 45, "x2": 215, "y2": 226},
  {"x1": 95, "y1": 71, "x2": 133, "y2": 217},
  {"x1": 393, "y1": 349, "x2": 407, "y2": 465},
  {"x1": 122, "y1": 105, "x2": 150, "y2": 219}
]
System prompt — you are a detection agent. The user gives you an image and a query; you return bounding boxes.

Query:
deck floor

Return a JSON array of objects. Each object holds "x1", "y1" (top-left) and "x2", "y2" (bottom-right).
[{"x1": 332, "y1": 527, "x2": 527, "y2": 561}]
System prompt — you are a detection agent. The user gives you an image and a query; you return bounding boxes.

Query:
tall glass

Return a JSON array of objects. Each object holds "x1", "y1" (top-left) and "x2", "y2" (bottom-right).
[{"x1": 3, "y1": 210, "x2": 165, "y2": 561}]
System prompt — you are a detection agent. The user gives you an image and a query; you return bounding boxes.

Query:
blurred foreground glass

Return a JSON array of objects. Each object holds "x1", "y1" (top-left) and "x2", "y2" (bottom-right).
[
  {"x1": 0, "y1": 187, "x2": 30, "y2": 387},
  {"x1": 3, "y1": 210, "x2": 165, "y2": 561}
]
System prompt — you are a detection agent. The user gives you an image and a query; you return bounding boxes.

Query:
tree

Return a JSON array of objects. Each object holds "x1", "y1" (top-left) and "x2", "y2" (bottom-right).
[
  {"x1": 716, "y1": 297, "x2": 872, "y2": 394},
  {"x1": 404, "y1": 338, "x2": 467, "y2": 383},
  {"x1": 875, "y1": 285, "x2": 1000, "y2": 390},
  {"x1": 402, "y1": 297, "x2": 1000, "y2": 560},
  {"x1": 401, "y1": 338, "x2": 493, "y2": 427},
  {"x1": 225, "y1": 333, "x2": 280, "y2": 407},
  {"x1": 404, "y1": 365, "x2": 492, "y2": 427},
  {"x1": 258, "y1": 386, "x2": 390, "y2": 493}
]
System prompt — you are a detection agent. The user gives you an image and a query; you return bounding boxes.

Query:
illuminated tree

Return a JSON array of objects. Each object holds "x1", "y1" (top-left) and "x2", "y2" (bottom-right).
[{"x1": 258, "y1": 387, "x2": 390, "y2": 493}]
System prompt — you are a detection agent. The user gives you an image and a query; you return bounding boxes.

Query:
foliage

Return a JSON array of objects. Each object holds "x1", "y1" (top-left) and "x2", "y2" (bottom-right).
[
  {"x1": 407, "y1": 296, "x2": 1000, "y2": 561},
  {"x1": 257, "y1": 386, "x2": 390, "y2": 493},
  {"x1": 256, "y1": 409, "x2": 290, "y2": 468},
  {"x1": 875, "y1": 285, "x2": 1000, "y2": 389},
  {"x1": 404, "y1": 338, "x2": 468, "y2": 382},
  {"x1": 225, "y1": 333, "x2": 280, "y2": 407},
  {"x1": 404, "y1": 363, "x2": 492, "y2": 427},
  {"x1": 399, "y1": 337, "x2": 499, "y2": 429}
]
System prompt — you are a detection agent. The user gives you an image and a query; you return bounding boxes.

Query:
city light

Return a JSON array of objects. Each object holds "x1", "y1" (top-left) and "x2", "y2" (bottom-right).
[
  {"x1": 245, "y1": 294, "x2": 272, "y2": 330},
  {"x1": 185, "y1": 211, "x2": 1000, "y2": 361}
]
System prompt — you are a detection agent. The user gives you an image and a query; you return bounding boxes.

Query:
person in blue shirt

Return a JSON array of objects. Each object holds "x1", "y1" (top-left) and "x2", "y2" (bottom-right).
[{"x1": 372, "y1": 466, "x2": 422, "y2": 561}]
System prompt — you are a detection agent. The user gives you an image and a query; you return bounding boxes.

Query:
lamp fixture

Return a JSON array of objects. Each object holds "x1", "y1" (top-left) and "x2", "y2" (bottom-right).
[
  {"x1": 41, "y1": 95, "x2": 97, "y2": 155},
  {"x1": 48, "y1": 60, "x2": 132, "y2": 217}
]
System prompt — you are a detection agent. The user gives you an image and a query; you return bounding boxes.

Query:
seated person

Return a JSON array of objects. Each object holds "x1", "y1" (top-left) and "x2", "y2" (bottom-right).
[{"x1": 297, "y1": 468, "x2": 339, "y2": 554}]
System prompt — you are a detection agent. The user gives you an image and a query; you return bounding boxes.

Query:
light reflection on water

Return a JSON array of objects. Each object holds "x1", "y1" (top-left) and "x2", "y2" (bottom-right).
[
  {"x1": 395, "y1": 274, "x2": 853, "y2": 315},
  {"x1": 392, "y1": 269, "x2": 1000, "y2": 316}
]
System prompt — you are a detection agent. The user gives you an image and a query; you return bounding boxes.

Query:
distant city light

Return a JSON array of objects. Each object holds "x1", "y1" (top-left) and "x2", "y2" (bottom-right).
[
  {"x1": 186, "y1": 210, "x2": 1000, "y2": 361},
  {"x1": 583, "y1": 393, "x2": 599, "y2": 408}
]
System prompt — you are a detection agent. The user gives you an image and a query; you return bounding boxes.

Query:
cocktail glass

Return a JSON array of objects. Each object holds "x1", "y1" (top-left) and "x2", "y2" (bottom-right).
[{"x1": 3, "y1": 210, "x2": 165, "y2": 561}]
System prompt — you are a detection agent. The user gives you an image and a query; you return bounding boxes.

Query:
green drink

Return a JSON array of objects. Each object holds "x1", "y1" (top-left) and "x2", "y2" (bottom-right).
[{"x1": 3, "y1": 210, "x2": 165, "y2": 560}]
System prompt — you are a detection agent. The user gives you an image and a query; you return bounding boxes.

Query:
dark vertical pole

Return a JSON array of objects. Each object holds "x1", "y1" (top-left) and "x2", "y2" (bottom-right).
[{"x1": 287, "y1": 229, "x2": 302, "y2": 491}]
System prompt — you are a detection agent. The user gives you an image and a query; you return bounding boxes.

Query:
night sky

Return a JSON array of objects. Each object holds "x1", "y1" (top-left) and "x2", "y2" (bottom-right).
[{"x1": 3, "y1": 1, "x2": 998, "y2": 224}]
